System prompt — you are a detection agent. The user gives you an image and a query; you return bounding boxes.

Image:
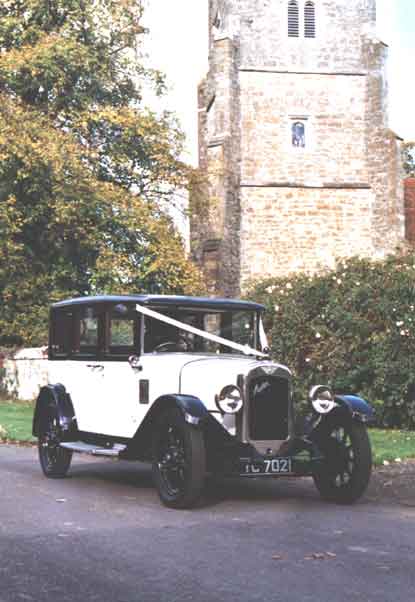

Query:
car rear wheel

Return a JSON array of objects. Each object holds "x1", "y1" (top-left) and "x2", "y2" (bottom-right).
[
  {"x1": 38, "y1": 402, "x2": 72, "y2": 478},
  {"x1": 313, "y1": 420, "x2": 372, "y2": 504},
  {"x1": 152, "y1": 408, "x2": 206, "y2": 509}
]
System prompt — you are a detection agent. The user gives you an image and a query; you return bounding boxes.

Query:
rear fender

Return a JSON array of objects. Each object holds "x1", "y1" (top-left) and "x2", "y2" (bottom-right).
[{"x1": 32, "y1": 384, "x2": 77, "y2": 437}]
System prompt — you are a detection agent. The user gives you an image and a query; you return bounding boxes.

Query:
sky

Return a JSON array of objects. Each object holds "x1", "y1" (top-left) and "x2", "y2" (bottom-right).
[{"x1": 142, "y1": 0, "x2": 415, "y2": 166}]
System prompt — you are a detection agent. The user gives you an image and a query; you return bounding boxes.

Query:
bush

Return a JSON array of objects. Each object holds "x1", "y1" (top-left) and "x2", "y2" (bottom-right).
[{"x1": 247, "y1": 253, "x2": 415, "y2": 429}]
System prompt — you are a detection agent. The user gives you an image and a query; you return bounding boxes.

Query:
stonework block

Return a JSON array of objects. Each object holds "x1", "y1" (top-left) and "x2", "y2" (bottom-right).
[{"x1": 239, "y1": 187, "x2": 374, "y2": 284}]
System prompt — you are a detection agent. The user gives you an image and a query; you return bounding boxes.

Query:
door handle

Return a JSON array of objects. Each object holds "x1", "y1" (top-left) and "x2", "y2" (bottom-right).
[
  {"x1": 128, "y1": 355, "x2": 143, "y2": 371},
  {"x1": 86, "y1": 364, "x2": 104, "y2": 371}
]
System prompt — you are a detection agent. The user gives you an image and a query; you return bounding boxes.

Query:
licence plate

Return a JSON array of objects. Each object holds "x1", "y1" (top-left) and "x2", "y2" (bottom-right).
[{"x1": 240, "y1": 457, "x2": 292, "y2": 476}]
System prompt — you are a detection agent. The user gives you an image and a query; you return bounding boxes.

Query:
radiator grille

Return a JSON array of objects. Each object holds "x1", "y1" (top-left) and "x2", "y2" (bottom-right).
[{"x1": 248, "y1": 375, "x2": 289, "y2": 440}]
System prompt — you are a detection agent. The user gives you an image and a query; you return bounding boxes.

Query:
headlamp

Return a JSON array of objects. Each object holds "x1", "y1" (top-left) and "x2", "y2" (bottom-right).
[
  {"x1": 215, "y1": 385, "x2": 243, "y2": 414},
  {"x1": 309, "y1": 385, "x2": 337, "y2": 414}
]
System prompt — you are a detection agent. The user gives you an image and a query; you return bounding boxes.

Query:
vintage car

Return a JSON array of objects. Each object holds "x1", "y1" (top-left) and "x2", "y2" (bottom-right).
[{"x1": 33, "y1": 294, "x2": 374, "y2": 508}]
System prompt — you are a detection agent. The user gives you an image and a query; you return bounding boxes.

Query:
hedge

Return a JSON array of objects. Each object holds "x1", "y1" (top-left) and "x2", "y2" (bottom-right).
[{"x1": 247, "y1": 253, "x2": 415, "y2": 429}]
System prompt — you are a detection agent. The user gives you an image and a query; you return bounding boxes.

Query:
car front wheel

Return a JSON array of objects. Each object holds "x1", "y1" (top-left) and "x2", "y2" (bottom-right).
[
  {"x1": 38, "y1": 402, "x2": 72, "y2": 478},
  {"x1": 152, "y1": 408, "x2": 206, "y2": 509},
  {"x1": 313, "y1": 420, "x2": 372, "y2": 504}
]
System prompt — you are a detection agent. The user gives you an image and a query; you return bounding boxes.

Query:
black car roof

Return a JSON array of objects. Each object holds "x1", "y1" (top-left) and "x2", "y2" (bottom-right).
[{"x1": 52, "y1": 295, "x2": 265, "y2": 312}]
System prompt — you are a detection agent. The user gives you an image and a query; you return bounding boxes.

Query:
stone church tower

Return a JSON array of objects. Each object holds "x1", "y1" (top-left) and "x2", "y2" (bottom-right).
[{"x1": 191, "y1": 0, "x2": 405, "y2": 296}]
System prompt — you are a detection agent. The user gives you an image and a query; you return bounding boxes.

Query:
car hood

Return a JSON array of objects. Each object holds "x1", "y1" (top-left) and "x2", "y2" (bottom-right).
[{"x1": 179, "y1": 355, "x2": 290, "y2": 412}]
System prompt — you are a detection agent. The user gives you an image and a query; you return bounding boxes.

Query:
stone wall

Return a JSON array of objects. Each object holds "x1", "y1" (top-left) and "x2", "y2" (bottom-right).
[
  {"x1": 363, "y1": 36, "x2": 405, "y2": 255},
  {"x1": 192, "y1": 0, "x2": 405, "y2": 296},
  {"x1": 405, "y1": 178, "x2": 415, "y2": 244},
  {"x1": 192, "y1": 36, "x2": 242, "y2": 296},
  {"x1": 239, "y1": 70, "x2": 368, "y2": 186},
  {"x1": 0, "y1": 348, "x2": 48, "y2": 401},
  {"x1": 240, "y1": 187, "x2": 374, "y2": 284},
  {"x1": 212, "y1": 0, "x2": 376, "y2": 72}
]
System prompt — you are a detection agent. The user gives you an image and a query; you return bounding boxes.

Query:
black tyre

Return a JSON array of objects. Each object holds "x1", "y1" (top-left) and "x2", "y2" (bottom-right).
[
  {"x1": 38, "y1": 402, "x2": 72, "y2": 478},
  {"x1": 152, "y1": 408, "x2": 206, "y2": 509},
  {"x1": 313, "y1": 421, "x2": 372, "y2": 504}
]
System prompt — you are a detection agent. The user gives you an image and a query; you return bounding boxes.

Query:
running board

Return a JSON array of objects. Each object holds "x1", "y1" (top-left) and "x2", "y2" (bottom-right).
[{"x1": 60, "y1": 441, "x2": 127, "y2": 457}]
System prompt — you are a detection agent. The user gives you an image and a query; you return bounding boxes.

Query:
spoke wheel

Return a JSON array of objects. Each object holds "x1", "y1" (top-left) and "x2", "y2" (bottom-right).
[
  {"x1": 152, "y1": 408, "x2": 206, "y2": 509},
  {"x1": 313, "y1": 421, "x2": 372, "y2": 504},
  {"x1": 38, "y1": 403, "x2": 72, "y2": 479}
]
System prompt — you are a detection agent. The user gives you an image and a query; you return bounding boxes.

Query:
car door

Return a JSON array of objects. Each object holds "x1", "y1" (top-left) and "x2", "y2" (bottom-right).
[
  {"x1": 67, "y1": 304, "x2": 107, "y2": 434},
  {"x1": 98, "y1": 305, "x2": 144, "y2": 438},
  {"x1": 99, "y1": 307, "x2": 185, "y2": 438}
]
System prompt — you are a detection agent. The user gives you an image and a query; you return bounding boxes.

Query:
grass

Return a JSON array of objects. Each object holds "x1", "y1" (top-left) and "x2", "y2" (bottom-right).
[
  {"x1": 0, "y1": 399, "x2": 35, "y2": 443},
  {"x1": 0, "y1": 399, "x2": 415, "y2": 465},
  {"x1": 369, "y1": 428, "x2": 415, "y2": 466}
]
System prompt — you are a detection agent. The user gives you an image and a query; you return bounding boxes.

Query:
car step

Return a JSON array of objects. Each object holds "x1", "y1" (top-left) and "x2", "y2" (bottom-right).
[{"x1": 60, "y1": 441, "x2": 127, "y2": 457}]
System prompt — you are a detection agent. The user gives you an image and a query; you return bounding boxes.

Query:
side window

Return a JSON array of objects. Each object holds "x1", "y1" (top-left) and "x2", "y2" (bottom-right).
[
  {"x1": 73, "y1": 306, "x2": 102, "y2": 358},
  {"x1": 105, "y1": 304, "x2": 139, "y2": 358},
  {"x1": 229, "y1": 312, "x2": 255, "y2": 348},
  {"x1": 80, "y1": 314, "x2": 98, "y2": 348},
  {"x1": 203, "y1": 313, "x2": 222, "y2": 353},
  {"x1": 143, "y1": 313, "x2": 186, "y2": 353},
  {"x1": 49, "y1": 309, "x2": 74, "y2": 359},
  {"x1": 143, "y1": 311, "x2": 200, "y2": 354},
  {"x1": 110, "y1": 319, "x2": 135, "y2": 347}
]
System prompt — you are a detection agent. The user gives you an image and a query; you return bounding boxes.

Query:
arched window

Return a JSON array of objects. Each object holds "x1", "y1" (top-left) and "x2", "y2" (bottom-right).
[
  {"x1": 292, "y1": 121, "x2": 305, "y2": 148},
  {"x1": 304, "y1": 1, "x2": 316, "y2": 38},
  {"x1": 288, "y1": 1, "x2": 299, "y2": 37}
]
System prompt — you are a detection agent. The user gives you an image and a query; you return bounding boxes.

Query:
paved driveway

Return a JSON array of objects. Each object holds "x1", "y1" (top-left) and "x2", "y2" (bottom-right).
[{"x1": 1, "y1": 444, "x2": 414, "y2": 602}]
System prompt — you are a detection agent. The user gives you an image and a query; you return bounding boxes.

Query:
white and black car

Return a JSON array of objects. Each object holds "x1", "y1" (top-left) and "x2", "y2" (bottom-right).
[{"x1": 33, "y1": 295, "x2": 374, "y2": 508}]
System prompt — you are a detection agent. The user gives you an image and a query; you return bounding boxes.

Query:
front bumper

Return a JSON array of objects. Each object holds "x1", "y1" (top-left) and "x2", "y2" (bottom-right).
[{"x1": 219, "y1": 436, "x2": 324, "y2": 478}]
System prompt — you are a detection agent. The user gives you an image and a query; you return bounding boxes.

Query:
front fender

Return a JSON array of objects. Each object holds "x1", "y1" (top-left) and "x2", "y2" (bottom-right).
[
  {"x1": 307, "y1": 395, "x2": 374, "y2": 445},
  {"x1": 153, "y1": 394, "x2": 210, "y2": 425},
  {"x1": 334, "y1": 394, "x2": 375, "y2": 424},
  {"x1": 124, "y1": 394, "x2": 211, "y2": 461},
  {"x1": 122, "y1": 394, "x2": 233, "y2": 461}
]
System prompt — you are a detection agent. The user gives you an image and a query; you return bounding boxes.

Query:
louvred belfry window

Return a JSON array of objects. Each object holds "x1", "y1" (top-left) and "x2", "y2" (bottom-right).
[
  {"x1": 304, "y1": 1, "x2": 316, "y2": 38},
  {"x1": 288, "y1": 1, "x2": 299, "y2": 37}
]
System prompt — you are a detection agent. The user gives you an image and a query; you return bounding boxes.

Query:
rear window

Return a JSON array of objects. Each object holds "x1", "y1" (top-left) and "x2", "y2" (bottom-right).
[{"x1": 49, "y1": 309, "x2": 74, "y2": 358}]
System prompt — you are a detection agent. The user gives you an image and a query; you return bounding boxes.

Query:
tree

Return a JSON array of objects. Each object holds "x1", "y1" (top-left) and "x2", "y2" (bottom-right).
[
  {"x1": 0, "y1": 0, "x2": 203, "y2": 346},
  {"x1": 403, "y1": 142, "x2": 415, "y2": 177}
]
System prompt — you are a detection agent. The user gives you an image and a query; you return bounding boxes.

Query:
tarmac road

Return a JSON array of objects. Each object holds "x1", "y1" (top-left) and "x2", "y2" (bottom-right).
[{"x1": 0, "y1": 444, "x2": 414, "y2": 602}]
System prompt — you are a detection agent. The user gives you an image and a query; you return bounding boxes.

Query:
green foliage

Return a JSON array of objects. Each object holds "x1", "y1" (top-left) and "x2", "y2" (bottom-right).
[
  {"x1": 248, "y1": 254, "x2": 415, "y2": 429},
  {"x1": 0, "y1": 0, "x2": 204, "y2": 346}
]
